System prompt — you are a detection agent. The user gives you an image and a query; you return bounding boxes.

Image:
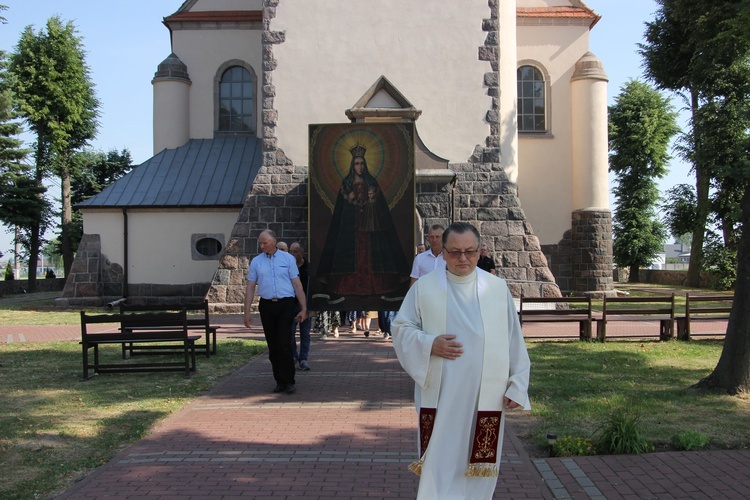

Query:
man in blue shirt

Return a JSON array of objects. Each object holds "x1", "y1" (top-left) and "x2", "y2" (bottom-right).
[{"x1": 244, "y1": 230, "x2": 307, "y2": 394}]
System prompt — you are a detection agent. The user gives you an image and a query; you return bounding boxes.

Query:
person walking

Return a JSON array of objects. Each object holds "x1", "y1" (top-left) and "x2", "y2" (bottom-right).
[
  {"x1": 290, "y1": 242, "x2": 312, "y2": 370},
  {"x1": 244, "y1": 230, "x2": 307, "y2": 394},
  {"x1": 410, "y1": 224, "x2": 446, "y2": 286},
  {"x1": 477, "y1": 243, "x2": 497, "y2": 275},
  {"x1": 392, "y1": 222, "x2": 530, "y2": 499}
]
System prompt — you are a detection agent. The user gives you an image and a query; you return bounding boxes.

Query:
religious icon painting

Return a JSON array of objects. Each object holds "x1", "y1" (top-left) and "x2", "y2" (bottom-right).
[{"x1": 308, "y1": 123, "x2": 416, "y2": 312}]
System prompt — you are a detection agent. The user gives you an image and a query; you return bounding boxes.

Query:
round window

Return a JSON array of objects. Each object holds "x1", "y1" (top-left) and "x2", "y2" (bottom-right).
[{"x1": 195, "y1": 237, "x2": 223, "y2": 257}]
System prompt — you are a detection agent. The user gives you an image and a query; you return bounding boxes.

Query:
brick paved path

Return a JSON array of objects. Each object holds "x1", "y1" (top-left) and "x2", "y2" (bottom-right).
[{"x1": 56, "y1": 330, "x2": 551, "y2": 499}]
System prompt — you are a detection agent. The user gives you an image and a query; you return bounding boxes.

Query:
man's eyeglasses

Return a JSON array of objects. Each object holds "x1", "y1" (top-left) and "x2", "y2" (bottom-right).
[{"x1": 444, "y1": 248, "x2": 479, "y2": 258}]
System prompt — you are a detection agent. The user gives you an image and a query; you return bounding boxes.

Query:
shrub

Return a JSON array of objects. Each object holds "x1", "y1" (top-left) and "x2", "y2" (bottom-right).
[
  {"x1": 671, "y1": 431, "x2": 709, "y2": 451},
  {"x1": 4, "y1": 262, "x2": 13, "y2": 281},
  {"x1": 553, "y1": 435, "x2": 596, "y2": 457},
  {"x1": 594, "y1": 406, "x2": 654, "y2": 455}
]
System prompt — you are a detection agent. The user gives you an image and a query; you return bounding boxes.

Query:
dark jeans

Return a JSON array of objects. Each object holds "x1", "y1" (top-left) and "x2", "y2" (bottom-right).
[
  {"x1": 292, "y1": 303, "x2": 312, "y2": 362},
  {"x1": 378, "y1": 310, "x2": 397, "y2": 334},
  {"x1": 258, "y1": 297, "x2": 296, "y2": 386}
]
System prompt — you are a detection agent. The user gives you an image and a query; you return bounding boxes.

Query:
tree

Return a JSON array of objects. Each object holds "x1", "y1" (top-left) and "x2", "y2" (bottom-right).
[
  {"x1": 644, "y1": 0, "x2": 750, "y2": 394},
  {"x1": 609, "y1": 80, "x2": 678, "y2": 282},
  {"x1": 47, "y1": 148, "x2": 133, "y2": 258},
  {"x1": 640, "y1": 0, "x2": 750, "y2": 289},
  {"x1": 661, "y1": 184, "x2": 697, "y2": 242},
  {"x1": 9, "y1": 16, "x2": 99, "y2": 288},
  {"x1": 0, "y1": 44, "x2": 46, "y2": 283}
]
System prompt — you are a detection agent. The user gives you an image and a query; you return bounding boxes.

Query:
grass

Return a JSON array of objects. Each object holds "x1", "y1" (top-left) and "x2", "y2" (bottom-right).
[
  {"x1": 524, "y1": 339, "x2": 750, "y2": 455},
  {"x1": 0, "y1": 295, "x2": 104, "y2": 325},
  {"x1": 0, "y1": 340, "x2": 266, "y2": 499}
]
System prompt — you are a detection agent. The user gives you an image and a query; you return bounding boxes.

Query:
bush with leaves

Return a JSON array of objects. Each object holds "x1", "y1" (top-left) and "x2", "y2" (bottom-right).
[
  {"x1": 594, "y1": 406, "x2": 654, "y2": 455},
  {"x1": 703, "y1": 232, "x2": 737, "y2": 291},
  {"x1": 670, "y1": 431, "x2": 709, "y2": 451},
  {"x1": 552, "y1": 435, "x2": 596, "y2": 457}
]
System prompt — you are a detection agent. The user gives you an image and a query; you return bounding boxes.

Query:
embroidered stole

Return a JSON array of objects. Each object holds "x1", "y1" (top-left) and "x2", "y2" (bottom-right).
[{"x1": 409, "y1": 268, "x2": 509, "y2": 478}]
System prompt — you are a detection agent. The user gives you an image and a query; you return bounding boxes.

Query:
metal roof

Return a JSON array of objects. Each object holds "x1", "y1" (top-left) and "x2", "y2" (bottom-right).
[{"x1": 78, "y1": 136, "x2": 262, "y2": 208}]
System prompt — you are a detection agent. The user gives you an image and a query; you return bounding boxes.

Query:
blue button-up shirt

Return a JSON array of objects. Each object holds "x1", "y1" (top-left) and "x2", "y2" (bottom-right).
[{"x1": 247, "y1": 250, "x2": 299, "y2": 299}]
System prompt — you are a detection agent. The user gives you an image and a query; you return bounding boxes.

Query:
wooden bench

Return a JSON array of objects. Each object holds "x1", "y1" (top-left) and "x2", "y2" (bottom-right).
[
  {"x1": 596, "y1": 294, "x2": 676, "y2": 341},
  {"x1": 676, "y1": 294, "x2": 732, "y2": 340},
  {"x1": 80, "y1": 310, "x2": 200, "y2": 380},
  {"x1": 519, "y1": 295, "x2": 593, "y2": 340},
  {"x1": 119, "y1": 300, "x2": 219, "y2": 357}
]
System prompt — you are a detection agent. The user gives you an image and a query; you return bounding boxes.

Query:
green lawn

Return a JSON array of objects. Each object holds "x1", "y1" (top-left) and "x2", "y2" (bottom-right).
[
  {"x1": 524, "y1": 339, "x2": 750, "y2": 454},
  {"x1": 0, "y1": 340, "x2": 266, "y2": 499}
]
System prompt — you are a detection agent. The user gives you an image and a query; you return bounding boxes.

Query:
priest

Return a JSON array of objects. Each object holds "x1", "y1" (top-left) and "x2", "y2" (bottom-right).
[{"x1": 392, "y1": 222, "x2": 531, "y2": 499}]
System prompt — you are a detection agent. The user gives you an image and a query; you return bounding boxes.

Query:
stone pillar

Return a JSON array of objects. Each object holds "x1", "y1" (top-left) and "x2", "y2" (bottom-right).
[{"x1": 571, "y1": 209, "x2": 613, "y2": 293}]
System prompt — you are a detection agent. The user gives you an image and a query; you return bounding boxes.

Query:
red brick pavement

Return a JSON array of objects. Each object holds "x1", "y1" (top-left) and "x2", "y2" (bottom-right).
[
  {"x1": 3, "y1": 313, "x2": 747, "y2": 499},
  {"x1": 55, "y1": 330, "x2": 551, "y2": 499}
]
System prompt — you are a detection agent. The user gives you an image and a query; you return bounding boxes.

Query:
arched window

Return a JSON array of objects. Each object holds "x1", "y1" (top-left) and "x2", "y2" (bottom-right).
[
  {"x1": 517, "y1": 65, "x2": 546, "y2": 133},
  {"x1": 218, "y1": 66, "x2": 254, "y2": 133}
]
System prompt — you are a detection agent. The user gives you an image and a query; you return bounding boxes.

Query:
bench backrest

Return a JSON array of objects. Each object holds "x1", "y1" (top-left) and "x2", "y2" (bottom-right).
[
  {"x1": 519, "y1": 295, "x2": 592, "y2": 321},
  {"x1": 81, "y1": 310, "x2": 189, "y2": 342},
  {"x1": 686, "y1": 294, "x2": 733, "y2": 317},
  {"x1": 602, "y1": 294, "x2": 675, "y2": 320},
  {"x1": 119, "y1": 300, "x2": 210, "y2": 328}
]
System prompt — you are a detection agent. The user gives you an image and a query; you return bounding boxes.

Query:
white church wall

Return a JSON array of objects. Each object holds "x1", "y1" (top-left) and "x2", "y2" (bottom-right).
[
  {"x1": 171, "y1": 29, "x2": 263, "y2": 142},
  {"x1": 82, "y1": 209, "x2": 237, "y2": 285},
  {"x1": 516, "y1": 23, "x2": 593, "y2": 246},
  {"x1": 270, "y1": 0, "x2": 491, "y2": 165},
  {"x1": 127, "y1": 210, "x2": 236, "y2": 284},
  {"x1": 82, "y1": 210, "x2": 125, "y2": 265}
]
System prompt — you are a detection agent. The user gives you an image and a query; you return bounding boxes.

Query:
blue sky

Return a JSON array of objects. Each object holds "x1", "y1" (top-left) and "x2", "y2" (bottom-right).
[{"x1": 0, "y1": 0, "x2": 688, "y2": 257}]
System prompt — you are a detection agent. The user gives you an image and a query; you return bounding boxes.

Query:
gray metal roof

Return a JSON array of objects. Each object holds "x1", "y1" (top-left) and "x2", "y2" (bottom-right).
[{"x1": 78, "y1": 136, "x2": 262, "y2": 208}]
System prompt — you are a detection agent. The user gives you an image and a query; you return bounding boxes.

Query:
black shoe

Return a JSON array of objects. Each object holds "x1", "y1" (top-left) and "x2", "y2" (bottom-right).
[
  {"x1": 364, "y1": 331, "x2": 369, "y2": 337},
  {"x1": 273, "y1": 383, "x2": 285, "y2": 393},
  {"x1": 285, "y1": 384, "x2": 296, "y2": 394}
]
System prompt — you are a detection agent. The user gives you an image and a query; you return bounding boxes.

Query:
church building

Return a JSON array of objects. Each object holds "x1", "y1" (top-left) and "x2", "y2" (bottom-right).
[{"x1": 58, "y1": 0, "x2": 613, "y2": 310}]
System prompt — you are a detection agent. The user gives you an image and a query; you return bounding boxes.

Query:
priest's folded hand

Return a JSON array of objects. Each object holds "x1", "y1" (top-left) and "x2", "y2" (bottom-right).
[
  {"x1": 431, "y1": 334, "x2": 464, "y2": 360},
  {"x1": 504, "y1": 397, "x2": 521, "y2": 409}
]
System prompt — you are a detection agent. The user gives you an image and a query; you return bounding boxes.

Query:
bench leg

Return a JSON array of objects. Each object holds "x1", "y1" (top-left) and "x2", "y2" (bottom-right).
[
  {"x1": 676, "y1": 318, "x2": 690, "y2": 341},
  {"x1": 579, "y1": 320, "x2": 592, "y2": 341},
  {"x1": 596, "y1": 320, "x2": 606, "y2": 342},
  {"x1": 81, "y1": 344, "x2": 90, "y2": 380},
  {"x1": 211, "y1": 329, "x2": 217, "y2": 355},
  {"x1": 184, "y1": 342, "x2": 191, "y2": 377},
  {"x1": 660, "y1": 320, "x2": 675, "y2": 341}
]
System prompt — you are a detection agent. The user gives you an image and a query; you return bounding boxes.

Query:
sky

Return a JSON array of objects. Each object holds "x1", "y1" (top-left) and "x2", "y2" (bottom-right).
[{"x1": 0, "y1": 0, "x2": 688, "y2": 258}]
